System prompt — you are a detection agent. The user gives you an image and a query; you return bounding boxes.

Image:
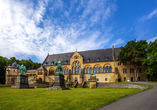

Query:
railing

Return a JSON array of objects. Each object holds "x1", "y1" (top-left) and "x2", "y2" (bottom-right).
[
  {"x1": 73, "y1": 81, "x2": 78, "y2": 88},
  {"x1": 46, "y1": 76, "x2": 54, "y2": 81},
  {"x1": 82, "y1": 80, "x2": 85, "y2": 88}
]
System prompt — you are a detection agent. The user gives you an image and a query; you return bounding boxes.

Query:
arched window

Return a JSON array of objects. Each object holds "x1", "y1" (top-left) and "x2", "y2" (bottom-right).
[
  {"x1": 103, "y1": 67, "x2": 105, "y2": 73},
  {"x1": 75, "y1": 67, "x2": 77, "y2": 74},
  {"x1": 96, "y1": 66, "x2": 98, "y2": 73},
  {"x1": 63, "y1": 69, "x2": 64, "y2": 74},
  {"x1": 65, "y1": 69, "x2": 66, "y2": 74},
  {"x1": 79, "y1": 66, "x2": 81, "y2": 74},
  {"x1": 72, "y1": 61, "x2": 80, "y2": 75},
  {"x1": 90, "y1": 67, "x2": 92, "y2": 73},
  {"x1": 87, "y1": 67, "x2": 89, "y2": 74},
  {"x1": 109, "y1": 66, "x2": 112, "y2": 72},
  {"x1": 84, "y1": 68, "x2": 86, "y2": 74},
  {"x1": 72, "y1": 67, "x2": 74, "y2": 74},
  {"x1": 106, "y1": 66, "x2": 108, "y2": 73},
  {"x1": 49, "y1": 69, "x2": 54, "y2": 75},
  {"x1": 99, "y1": 67, "x2": 101, "y2": 73},
  {"x1": 93, "y1": 67, "x2": 95, "y2": 73}
]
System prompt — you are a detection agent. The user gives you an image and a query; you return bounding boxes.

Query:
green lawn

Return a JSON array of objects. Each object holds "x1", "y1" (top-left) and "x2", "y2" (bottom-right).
[{"x1": 0, "y1": 87, "x2": 143, "y2": 110}]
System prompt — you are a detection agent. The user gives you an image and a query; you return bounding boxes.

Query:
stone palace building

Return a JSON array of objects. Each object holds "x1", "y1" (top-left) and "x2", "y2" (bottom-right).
[{"x1": 5, "y1": 46, "x2": 147, "y2": 85}]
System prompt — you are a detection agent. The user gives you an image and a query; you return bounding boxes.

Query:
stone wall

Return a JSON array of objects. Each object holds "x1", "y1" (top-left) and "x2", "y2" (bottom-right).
[{"x1": 97, "y1": 83, "x2": 148, "y2": 89}]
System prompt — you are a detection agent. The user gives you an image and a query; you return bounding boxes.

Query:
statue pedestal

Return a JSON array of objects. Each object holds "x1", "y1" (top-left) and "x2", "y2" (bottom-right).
[
  {"x1": 47, "y1": 74, "x2": 68, "y2": 90},
  {"x1": 11, "y1": 74, "x2": 29, "y2": 89},
  {"x1": 89, "y1": 76, "x2": 97, "y2": 89}
]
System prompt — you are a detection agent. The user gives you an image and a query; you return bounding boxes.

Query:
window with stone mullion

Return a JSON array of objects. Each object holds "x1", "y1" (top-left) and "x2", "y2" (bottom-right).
[
  {"x1": 75, "y1": 67, "x2": 78, "y2": 74},
  {"x1": 103, "y1": 67, "x2": 105, "y2": 73},
  {"x1": 99, "y1": 67, "x2": 101, "y2": 73}
]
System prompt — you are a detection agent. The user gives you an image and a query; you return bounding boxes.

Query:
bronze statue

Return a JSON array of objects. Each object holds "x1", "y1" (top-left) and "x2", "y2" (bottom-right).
[
  {"x1": 55, "y1": 60, "x2": 63, "y2": 74},
  {"x1": 17, "y1": 64, "x2": 27, "y2": 75}
]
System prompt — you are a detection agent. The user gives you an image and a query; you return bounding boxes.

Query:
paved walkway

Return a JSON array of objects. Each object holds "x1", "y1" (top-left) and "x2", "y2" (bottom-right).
[{"x1": 97, "y1": 82, "x2": 157, "y2": 110}]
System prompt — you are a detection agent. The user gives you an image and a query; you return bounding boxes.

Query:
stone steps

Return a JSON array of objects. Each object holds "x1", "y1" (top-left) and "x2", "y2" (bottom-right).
[{"x1": 76, "y1": 84, "x2": 82, "y2": 88}]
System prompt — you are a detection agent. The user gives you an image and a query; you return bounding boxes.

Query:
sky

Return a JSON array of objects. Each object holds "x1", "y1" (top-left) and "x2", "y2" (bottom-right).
[{"x1": 0, "y1": 0, "x2": 157, "y2": 63}]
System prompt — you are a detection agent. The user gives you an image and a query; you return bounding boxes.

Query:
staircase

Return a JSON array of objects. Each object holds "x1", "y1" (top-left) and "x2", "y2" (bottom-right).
[
  {"x1": 76, "y1": 84, "x2": 82, "y2": 88},
  {"x1": 73, "y1": 81, "x2": 84, "y2": 88},
  {"x1": 45, "y1": 76, "x2": 54, "y2": 87}
]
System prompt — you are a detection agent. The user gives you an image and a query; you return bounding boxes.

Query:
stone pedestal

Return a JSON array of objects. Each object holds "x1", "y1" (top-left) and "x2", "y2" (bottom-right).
[
  {"x1": 11, "y1": 74, "x2": 29, "y2": 89},
  {"x1": 89, "y1": 76, "x2": 97, "y2": 89},
  {"x1": 48, "y1": 74, "x2": 68, "y2": 90}
]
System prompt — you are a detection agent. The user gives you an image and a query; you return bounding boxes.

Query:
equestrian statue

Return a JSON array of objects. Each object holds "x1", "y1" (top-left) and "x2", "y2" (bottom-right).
[
  {"x1": 17, "y1": 64, "x2": 27, "y2": 75},
  {"x1": 55, "y1": 60, "x2": 63, "y2": 75}
]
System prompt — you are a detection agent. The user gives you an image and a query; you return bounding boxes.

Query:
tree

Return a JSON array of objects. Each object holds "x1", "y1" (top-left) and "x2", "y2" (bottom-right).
[
  {"x1": 0, "y1": 56, "x2": 7, "y2": 84},
  {"x1": 118, "y1": 40, "x2": 148, "y2": 81},
  {"x1": 6, "y1": 57, "x2": 16, "y2": 66},
  {"x1": 143, "y1": 39, "x2": 157, "y2": 81}
]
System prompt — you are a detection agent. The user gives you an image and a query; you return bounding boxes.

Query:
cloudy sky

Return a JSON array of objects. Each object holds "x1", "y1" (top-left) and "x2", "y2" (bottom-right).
[{"x1": 0, "y1": 0, "x2": 157, "y2": 63}]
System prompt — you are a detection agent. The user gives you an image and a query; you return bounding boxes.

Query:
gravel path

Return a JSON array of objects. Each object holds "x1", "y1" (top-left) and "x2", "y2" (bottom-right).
[{"x1": 97, "y1": 82, "x2": 157, "y2": 110}]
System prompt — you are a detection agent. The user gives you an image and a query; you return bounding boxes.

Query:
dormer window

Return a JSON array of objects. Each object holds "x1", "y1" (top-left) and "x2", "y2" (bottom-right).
[
  {"x1": 52, "y1": 62, "x2": 54, "y2": 64},
  {"x1": 65, "y1": 61, "x2": 68, "y2": 64},
  {"x1": 106, "y1": 57, "x2": 109, "y2": 60},
  {"x1": 87, "y1": 59, "x2": 90, "y2": 62},
  {"x1": 97, "y1": 58, "x2": 100, "y2": 61},
  {"x1": 45, "y1": 62, "x2": 48, "y2": 64}
]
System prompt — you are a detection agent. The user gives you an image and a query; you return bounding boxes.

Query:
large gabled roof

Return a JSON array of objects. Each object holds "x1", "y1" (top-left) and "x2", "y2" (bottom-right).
[{"x1": 42, "y1": 47, "x2": 121, "y2": 66}]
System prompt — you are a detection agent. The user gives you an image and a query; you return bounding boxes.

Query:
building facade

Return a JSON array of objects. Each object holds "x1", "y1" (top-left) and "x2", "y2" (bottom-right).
[{"x1": 5, "y1": 47, "x2": 147, "y2": 85}]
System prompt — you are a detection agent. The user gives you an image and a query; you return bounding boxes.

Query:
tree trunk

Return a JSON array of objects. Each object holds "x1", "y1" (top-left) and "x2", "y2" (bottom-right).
[{"x1": 134, "y1": 66, "x2": 139, "y2": 82}]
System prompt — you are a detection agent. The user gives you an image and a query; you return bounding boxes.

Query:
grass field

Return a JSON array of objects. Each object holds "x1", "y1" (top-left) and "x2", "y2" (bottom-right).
[{"x1": 0, "y1": 87, "x2": 142, "y2": 110}]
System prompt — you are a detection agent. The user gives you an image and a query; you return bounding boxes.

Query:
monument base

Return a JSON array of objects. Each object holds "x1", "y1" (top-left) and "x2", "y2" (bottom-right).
[
  {"x1": 11, "y1": 74, "x2": 29, "y2": 89},
  {"x1": 89, "y1": 75, "x2": 97, "y2": 89},
  {"x1": 47, "y1": 74, "x2": 68, "y2": 90}
]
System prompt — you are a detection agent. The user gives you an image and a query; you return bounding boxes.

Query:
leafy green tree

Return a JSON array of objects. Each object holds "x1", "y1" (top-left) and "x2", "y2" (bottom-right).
[
  {"x1": 6, "y1": 57, "x2": 16, "y2": 66},
  {"x1": 118, "y1": 40, "x2": 148, "y2": 81},
  {"x1": 0, "y1": 56, "x2": 7, "y2": 84},
  {"x1": 143, "y1": 39, "x2": 157, "y2": 81}
]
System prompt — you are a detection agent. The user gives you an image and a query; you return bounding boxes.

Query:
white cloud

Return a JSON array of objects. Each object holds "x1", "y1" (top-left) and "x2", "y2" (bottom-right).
[
  {"x1": 112, "y1": 39, "x2": 124, "y2": 47},
  {"x1": 147, "y1": 36, "x2": 157, "y2": 43},
  {"x1": 0, "y1": 0, "x2": 117, "y2": 63},
  {"x1": 139, "y1": 9, "x2": 157, "y2": 22}
]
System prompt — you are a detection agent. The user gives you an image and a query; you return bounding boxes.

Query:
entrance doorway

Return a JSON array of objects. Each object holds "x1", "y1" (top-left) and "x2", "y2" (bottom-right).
[
  {"x1": 131, "y1": 77, "x2": 133, "y2": 81},
  {"x1": 11, "y1": 78, "x2": 16, "y2": 84},
  {"x1": 39, "y1": 78, "x2": 42, "y2": 83},
  {"x1": 118, "y1": 77, "x2": 121, "y2": 82}
]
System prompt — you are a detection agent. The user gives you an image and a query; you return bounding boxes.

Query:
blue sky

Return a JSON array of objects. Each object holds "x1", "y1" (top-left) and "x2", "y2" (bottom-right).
[{"x1": 0, "y1": 0, "x2": 157, "y2": 63}]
